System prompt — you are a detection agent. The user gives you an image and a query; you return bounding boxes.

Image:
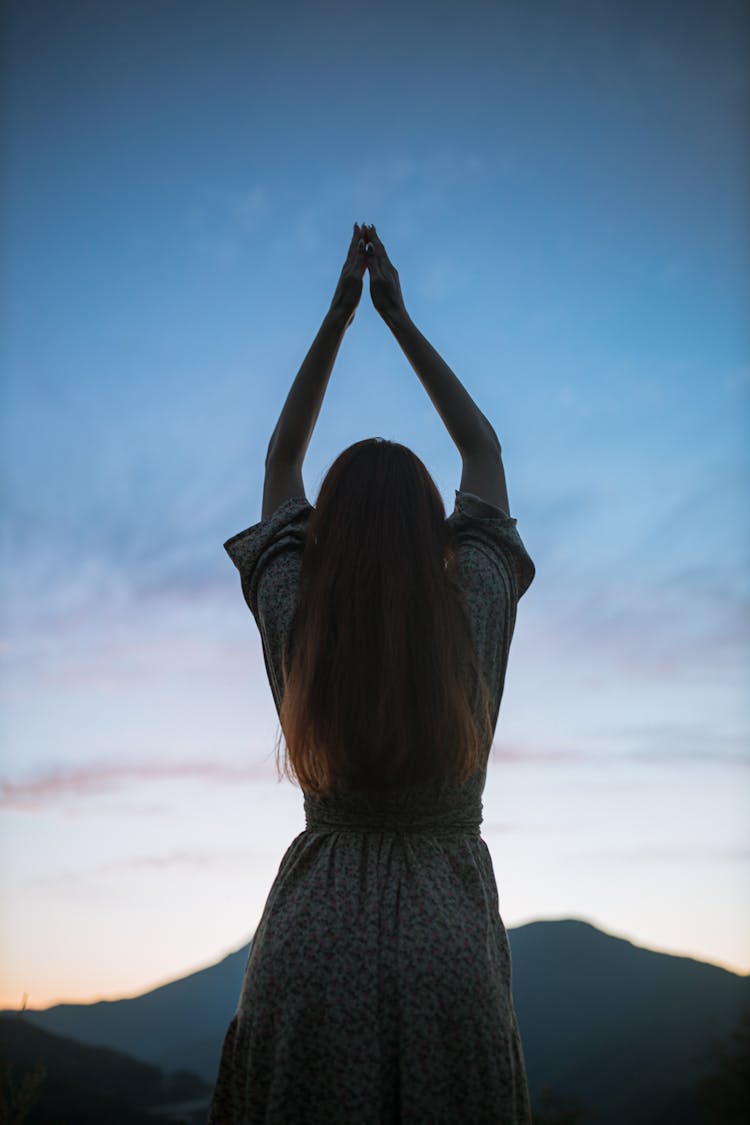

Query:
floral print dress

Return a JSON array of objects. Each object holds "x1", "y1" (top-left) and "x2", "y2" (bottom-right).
[{"x1": 208, "y1": 490, "x2": 536, "y2": 1125}]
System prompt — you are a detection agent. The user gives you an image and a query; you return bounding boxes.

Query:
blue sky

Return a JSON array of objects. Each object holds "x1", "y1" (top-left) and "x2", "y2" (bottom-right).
[{"x1": 1, "y1": 0, "x2": 748, "y2": 1007}]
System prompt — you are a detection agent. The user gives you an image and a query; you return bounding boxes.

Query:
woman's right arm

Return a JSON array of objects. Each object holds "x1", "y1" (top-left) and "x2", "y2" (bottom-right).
[
  {"x1": 387, "y1": 308, "x2": 510, "y2": 513},
  {"x1": 363, "y1": 225, "x2": 510, "y2": 514}
]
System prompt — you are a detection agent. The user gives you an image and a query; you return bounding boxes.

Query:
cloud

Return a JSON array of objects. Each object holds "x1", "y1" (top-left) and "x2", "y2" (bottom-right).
[
  {"x1": 96, "y1": 848, "x2": 252, "y2": 874},
  {"x1": 27, "y1": 847, "x2": 260, "y2": 896},
  {"x1": 186, "y1": 182, "x2": 270, "y2": 263},
  {"x1": 588, "y1": 723, "x2": 750, "y2": 769},
  {"x1": 235, "y1": 187, "x2": 268, "y2": 234},
  {"x1": 1, "y1": 594, "x2": 254, "y2": 702},
  {"x1": 720, "y1": 364, "x2": 750, "y2": 399},
  {"x1": 416, "y1": 258, "x2": 472, "y2": 303},
  {"x1": 1, "y1": 441, "x2": 249, "y2": 638},
  {"x1": 0, "y1": 758, "x2": 277, "y2": 812},
  {"x1": 567, "y1": 843, "x2": 750, "y2": 864},
  {"x1": 490, "y1": 730, "x2": 750, "y2": 771},
  {"x1": 529, "y1": 552, "x2": 750, "y2": 683},
  {"x1": 489, "y1": 742, "x2": 595, "y2": 767}
]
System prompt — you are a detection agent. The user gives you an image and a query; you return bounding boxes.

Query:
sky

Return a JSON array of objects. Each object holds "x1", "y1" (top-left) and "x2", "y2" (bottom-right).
[{"x1": 1, "y1": 0, "x2": 748, "y2": 1010}]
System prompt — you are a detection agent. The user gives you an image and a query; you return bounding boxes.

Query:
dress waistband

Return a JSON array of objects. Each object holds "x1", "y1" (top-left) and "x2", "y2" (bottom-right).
[{"x1": 303, "y1": 791, "x2": 482, "y2": 837}]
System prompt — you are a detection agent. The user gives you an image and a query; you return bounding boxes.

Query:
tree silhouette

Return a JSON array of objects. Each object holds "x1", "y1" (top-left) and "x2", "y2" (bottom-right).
[
  {"x1": 694, "y1": 1005, "x2": 750, "y2": 1125},
  {"x1": 0, "y1": 1042, "x2": 46, "y2": 1125},
  {"x1": 533, "y1": 1081, "x2": 593, "y2": 1124}
]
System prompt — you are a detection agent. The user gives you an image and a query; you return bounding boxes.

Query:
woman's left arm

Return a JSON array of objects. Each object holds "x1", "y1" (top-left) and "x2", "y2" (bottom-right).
[{"x1": 263, "y1": 223, "x2": 367, "y2": 520}]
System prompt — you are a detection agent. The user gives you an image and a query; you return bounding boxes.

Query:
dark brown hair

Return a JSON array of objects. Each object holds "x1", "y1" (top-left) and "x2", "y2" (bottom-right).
[{"x1": 277, "y1": 438, "x2": 492, "y2": 796}]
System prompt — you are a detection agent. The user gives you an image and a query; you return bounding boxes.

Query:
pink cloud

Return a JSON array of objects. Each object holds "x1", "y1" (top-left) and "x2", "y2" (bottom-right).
[
  {"x1": 0, "y1": 758, "x2": 276, "y2": 812},
  {"x1": 489, "y1": 742, "x2": 595, "y2": 766}
]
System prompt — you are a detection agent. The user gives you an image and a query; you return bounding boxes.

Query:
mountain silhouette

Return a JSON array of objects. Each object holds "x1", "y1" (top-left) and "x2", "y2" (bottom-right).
[
  {"x1": 4, "y1": 918, "x2": 748, "y2": 1124},
  {"x1": 0, "y1": 1014, "x2": 212, "y2": 1124},
  {"x1": 511, "y1": 919, "x2": 749, "y2": 1123}
]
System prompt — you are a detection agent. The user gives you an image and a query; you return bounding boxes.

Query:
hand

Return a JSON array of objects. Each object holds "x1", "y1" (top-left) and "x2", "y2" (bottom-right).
[
  {"x1": 329, "y1": 222, "x2": 368, "y2": 328},
  {"x1": 362, "y1": 224, "x2": 407, "y2": 322}
]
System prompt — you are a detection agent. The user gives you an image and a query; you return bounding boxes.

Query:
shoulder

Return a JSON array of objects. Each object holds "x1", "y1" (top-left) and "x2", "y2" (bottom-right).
[
  {"x1": 224, "y1": 496, "x2": 313, "y2": 618},
  {"x1": 447, "y1": 490, "x2": 535, "y2": 600}
]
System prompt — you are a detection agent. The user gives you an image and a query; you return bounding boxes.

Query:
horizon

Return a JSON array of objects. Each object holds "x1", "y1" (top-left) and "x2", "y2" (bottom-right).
[
  {"x1": 1, "y1": 0, "x2": 748, "y2": 1009},
  {"x1": 6, "y1": 914, "x2": 749, "y2": 1014}
]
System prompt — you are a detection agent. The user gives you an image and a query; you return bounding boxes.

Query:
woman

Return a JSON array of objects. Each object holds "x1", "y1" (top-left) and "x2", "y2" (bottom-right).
[{"x1": 209, "y1": 223, "x2": 536, "y2": 1124}]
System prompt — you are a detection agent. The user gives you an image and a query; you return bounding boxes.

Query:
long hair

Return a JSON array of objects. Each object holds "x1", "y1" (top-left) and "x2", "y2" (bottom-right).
[{"x1": 277, "y1": 438, "x2": 493, "y2": 796}]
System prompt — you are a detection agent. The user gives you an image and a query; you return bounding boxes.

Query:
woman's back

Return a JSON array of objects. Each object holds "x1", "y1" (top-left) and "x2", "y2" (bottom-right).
[
  {"x1": 209, "y1": 486, "x2": 535, "y2": 1124},
  {"x1": 275, "y1": 439, "x2": 505, "y2": 797}
]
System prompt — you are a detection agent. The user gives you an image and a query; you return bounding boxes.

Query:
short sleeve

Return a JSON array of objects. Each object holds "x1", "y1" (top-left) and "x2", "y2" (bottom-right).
[
  {"x1": 445, "y1": 490, "x2": 536, "y2": 734},
  {"x1": 224, "y1": 495, "x2": 313, "y2": 713},
  {"x1": 446, "y1": 490, "x2": 536, "y2": 601}
]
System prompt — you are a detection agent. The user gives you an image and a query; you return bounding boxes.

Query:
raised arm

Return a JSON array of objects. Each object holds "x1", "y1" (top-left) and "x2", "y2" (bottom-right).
[
  {"x1": 363, "y1": 225, "x2": 510, "y2": 515},
  {"x1": 262, "y1": 224, "x2": 368, "y2": 519}
]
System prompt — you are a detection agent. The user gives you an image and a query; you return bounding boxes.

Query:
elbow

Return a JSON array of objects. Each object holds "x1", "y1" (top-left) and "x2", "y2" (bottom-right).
[
  {"x1": 265, "y1": 434, "x2": 285, "y2": 465},
  {"x1": 465, "y1": 420, "x2": 502, "y2": 460},
  {"x1": 488, "y1": 427, "x2": 502, "y2": 457},
  {"x1": 266, "y1": 438, "x2": 300, "y2": 468}
]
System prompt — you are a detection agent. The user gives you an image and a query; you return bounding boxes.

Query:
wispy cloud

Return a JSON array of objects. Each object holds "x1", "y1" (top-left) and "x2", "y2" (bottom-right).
[
  {"x1": 530, "y1": 555, "x2": 750, "y2": 682},
  {"x1": 235, "y1": 187, "x2": 268, "y2": 234},
  {"x1": 491, "y1": 731, "x2": 750, "y2": 770},
  {"x1": 0, "y1": 758, "x2": 277, "y2": 812},
  {"x1": 722, "y1": 365, "x2": 750, "y2": 397},
  {"x1": 28, "y1": 847, "x2": 260, "y2": 895},
  {"x1": 489, "y1": 742, "x2": 595, "y2": 767},
  {"x1": 588, "y1": 723, "x2": 750, "y2": 769},
  {"x1": 187, "y1": 182, "x2": 270, "y2": 263},
  {"x1": 97, "y1": 848, "x2": 253, "y2": 874},
  {"x1": 568, "y1": 843, "x2": 750, "y2": 864},
  {"x1": 416, "y1": 258, "x2": 472, "y2": 303}
]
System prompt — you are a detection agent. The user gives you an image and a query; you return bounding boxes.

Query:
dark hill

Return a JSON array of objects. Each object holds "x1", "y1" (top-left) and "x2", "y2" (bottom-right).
[
  {"x1": 0, "y1": 1014, "x2": 212, "y2": 1124},
  {"x1": 4, "y1": 941, "x2": 249, "y2": 1087},
  {"x1": 5, "y1": 919, "x2": 748, "y2": 1124},
  {"x1": 510, "y1": 918, "x2": 750, "y2": 1124}
]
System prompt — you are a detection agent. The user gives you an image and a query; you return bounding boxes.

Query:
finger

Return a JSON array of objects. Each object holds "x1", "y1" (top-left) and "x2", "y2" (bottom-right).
[
  {"x1": 351, "y1": 223, "x2": 368, "y2": 260},
  {"x1": 348, "y1": 222, "x2": 367, "y2": 276},
  {"x1": 363, "y1": 227, "x2": 387, "y2": 270},
  {"x1": 368, "y1": 224, "x2": 389, "y2": 261},
  {"x1": 349, "y1": 222, "x2": 363, "y2": 250},
  {"x1": 360, "y1": 224, "x2": 380, "y2": 271}
]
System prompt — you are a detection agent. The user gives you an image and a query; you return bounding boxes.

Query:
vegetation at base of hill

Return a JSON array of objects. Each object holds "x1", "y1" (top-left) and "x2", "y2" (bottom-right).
[
  {"x1": 0, "y1": 1015, "x2": 211, "y2": 1124},
  {"x1": 532, "y1": 1005, "x2": 750, "y2": 1125},
  {"x1": 693, "y1": 1005, "x2": 750, "y2": 1125},
  {"x1": 532, "y1": 1082, "x2": 593, "y2": 1123},
  {"x1": 0, "y1": 1051, "x2": 46, "y2": 1125}
]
